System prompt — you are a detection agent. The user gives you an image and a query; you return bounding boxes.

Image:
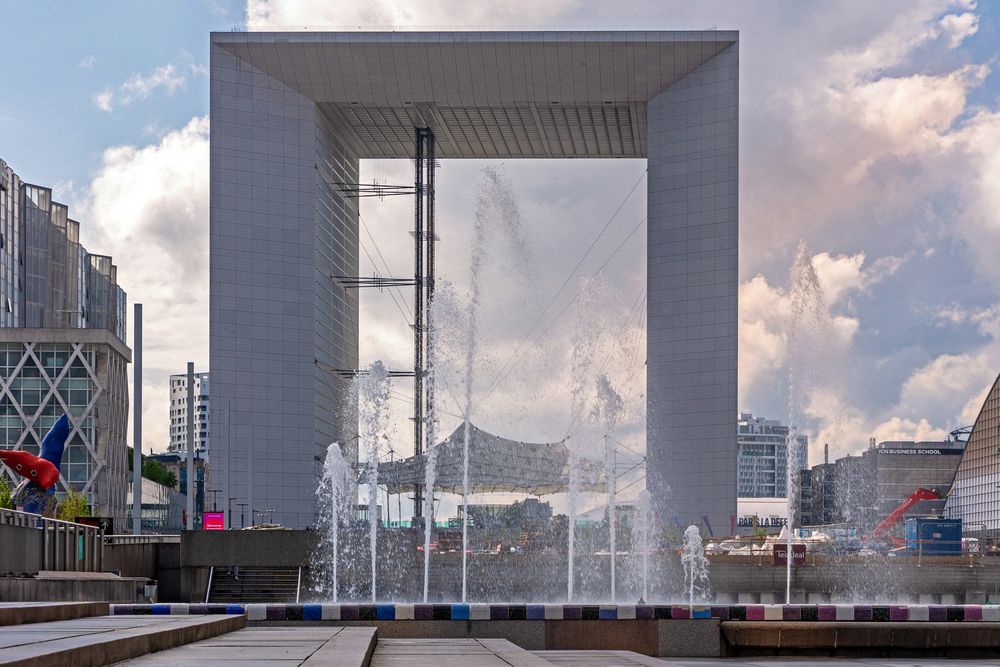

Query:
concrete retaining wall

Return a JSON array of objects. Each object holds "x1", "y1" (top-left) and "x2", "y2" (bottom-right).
[
  {"x1": 0, "y1": 524, "x2": 42, "y2": 576},
  {"x1": 0, "y1": 576, "x2": 147, "y2": 602}
]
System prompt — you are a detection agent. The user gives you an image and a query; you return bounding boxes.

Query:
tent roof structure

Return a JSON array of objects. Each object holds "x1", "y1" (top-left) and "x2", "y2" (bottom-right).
[{"x1": 377, "y1": 423, "x2": 606, "y2": 495}]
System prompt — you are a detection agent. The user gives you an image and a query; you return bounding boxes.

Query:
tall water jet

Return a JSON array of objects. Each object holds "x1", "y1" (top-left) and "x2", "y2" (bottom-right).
[
  {"x1": 351, "y1": 361, "x2": 391, "y2": 603},
  {"x1": 458, "y1": 167, "x2": 530, "y2": 602},
  {"x1": 784, "y1": 240, "x2": 827, "y2": 603},
  {"x1": 567, "y1": 452, "x2": 579, "y2": 601},
  {"x1": 422, "y1": 413, "x2": 438, "y2": 603},
  {"x1": 593, "y1": 374, "x2": 623, "y2": 602},
  {"x1": 422, "y1": 284, "x2": 440, "y2": 603},
  {"x1": 318, "y1": 442, "x2": 352, "y2": 602},
  {"x1": 682, "y1": 524, "x2": 710, "y2": 610},
  {"x1": 636, "y1": 489, "x2": 652, "y2": 602}
]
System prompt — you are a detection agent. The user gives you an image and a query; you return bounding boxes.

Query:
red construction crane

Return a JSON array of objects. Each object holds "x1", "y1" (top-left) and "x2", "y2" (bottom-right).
[{"x1": 864, "y1": 487, "x2": 942, "y2": 544}]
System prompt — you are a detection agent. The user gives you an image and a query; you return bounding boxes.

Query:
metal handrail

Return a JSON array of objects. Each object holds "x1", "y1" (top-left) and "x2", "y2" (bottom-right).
[
  {"x1": 104, "y1": 534, "x2": 181, "y2": 545},
  {"x1": 0, "y1": 507, "x2": 103, "y2": 572}
]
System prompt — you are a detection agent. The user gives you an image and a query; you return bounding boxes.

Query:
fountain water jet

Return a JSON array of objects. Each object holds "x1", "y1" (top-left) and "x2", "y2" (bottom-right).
[
  {"x1": 317, "y1": 442, "x2": 352, "y2": 602},
  {"x1": 784, "y1": 240, "x2": 828, "y2": 603},
  {"x1": 593, "y1": 374, "x2": 623, "y2": 602},
  {"x1": 636, "y1": 489, "x2": 652, "y2": 602},
  {"x1": 567, "y1": 452, "x2": 579, "y2": 601},
  {"x1": 682, "y1": 524, "x2": 710, "y2": 611},
  {"x1": 350, "y1": 361, "x2": 392, "y2": 603}
]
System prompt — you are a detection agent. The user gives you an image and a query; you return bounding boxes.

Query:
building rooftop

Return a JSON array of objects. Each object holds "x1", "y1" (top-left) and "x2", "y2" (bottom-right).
[{"x1": 211, "y1": 30, "x2": 738, "y2": 159}]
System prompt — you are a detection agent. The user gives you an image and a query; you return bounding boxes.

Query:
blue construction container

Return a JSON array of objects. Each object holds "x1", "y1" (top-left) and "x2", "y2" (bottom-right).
[{"x1": 904, "y1": 517, "x2": 962, "y2": 556}]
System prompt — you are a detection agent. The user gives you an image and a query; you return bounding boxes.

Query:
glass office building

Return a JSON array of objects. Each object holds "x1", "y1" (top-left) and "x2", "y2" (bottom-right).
[
  {"x1": 737, "y1": 413, "x2": 808, "y2": 498},
  {"x1": 0, "y1": 156, "x2": 130, "y2": 522},
  {"x1": 0, "y1": 158, "x2": 125, "y2": 338}
]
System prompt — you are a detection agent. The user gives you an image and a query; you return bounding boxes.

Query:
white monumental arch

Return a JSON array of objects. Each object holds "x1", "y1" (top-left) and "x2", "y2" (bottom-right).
[{"x1": 209, "y1": 30, "x2": 739, "y2": 533}]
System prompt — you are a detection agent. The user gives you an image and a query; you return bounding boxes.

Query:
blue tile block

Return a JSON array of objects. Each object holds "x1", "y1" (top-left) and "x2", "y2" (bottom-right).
[
  {"x1": 377, "y1": 604, "x2": 396, "y2": 620},
  {"x1": 692, "y1": 607, "x2": 711, "y2": 619},
  {"x1": 451, "y1": 604, "x2": 470, "y2": 620},
  {"x1": 303, "y1": 604, "x2": 322, "y2": 621},
  {"x1": 526, "y1": 605, "x2": 545, "y2": 620},
  {"x1": 599, "y1": 607, "x2": 617, "y2": 620},
  {"x1": 151, "y1": 604, "x2": 171, "y2": 615}
]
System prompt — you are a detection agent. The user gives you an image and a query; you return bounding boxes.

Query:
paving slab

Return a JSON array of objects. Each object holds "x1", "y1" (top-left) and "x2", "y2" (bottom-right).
[
  {"x1": 536, "y1": 650, "x2": 668, "y2": 665},
  {"x1": 121, "y1": 626, "x2": 377, "y2": 666},
  {"x1": 371, "y1": 638, "x2": 552, "y2": 667},
  {"x1": 0, "y1": 613, "x2": 243, "y2": 667}
]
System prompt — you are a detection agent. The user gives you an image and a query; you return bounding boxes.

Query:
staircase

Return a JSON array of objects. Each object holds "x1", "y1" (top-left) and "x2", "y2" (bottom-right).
[{"x1": 207, "y1": 566, "x2": 301, "y2": 603}]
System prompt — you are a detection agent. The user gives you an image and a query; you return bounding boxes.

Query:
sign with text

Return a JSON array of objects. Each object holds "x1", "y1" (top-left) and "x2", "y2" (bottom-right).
[
  {"x1": 203, "y1": 511, "x2": 225, "y2": 530},
  {"x1": 77, "y1": 516, "x2": 114, "y2": 534},
  {"x1": 773, "y1": 543, "x2": 806, "y2": 566}
]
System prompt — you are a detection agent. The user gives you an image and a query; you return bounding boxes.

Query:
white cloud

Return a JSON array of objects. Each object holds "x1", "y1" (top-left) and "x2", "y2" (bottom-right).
[
  {"x1": 245, "y1": 0, "x2": 579, "y2": 29},
  {"x1": 939, "y1": 11, "x2": 979, "y2": 47},
  {"x1": 92, "y1": 89, "x2": 113, "y2": 112},
  {"x1": 77, "y1": 117, "x2": 209, "y2": 451},
  {"x1": 92, "y1": 57, "x2": 205, "y2": 113},
  {"x1": 77, "y1": 55, "x2": 97, "y2": 70}
]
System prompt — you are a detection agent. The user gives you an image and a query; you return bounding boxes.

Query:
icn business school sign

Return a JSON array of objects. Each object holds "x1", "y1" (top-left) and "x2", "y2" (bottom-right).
[{"x1": 878, "y1": 448, "x2": 963, "y2": 456}]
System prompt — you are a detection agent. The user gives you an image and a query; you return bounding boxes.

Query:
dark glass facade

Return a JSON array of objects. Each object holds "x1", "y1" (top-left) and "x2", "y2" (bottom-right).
[{"x1": 0, "y1": 157, "x2": 126, "y2": 341}]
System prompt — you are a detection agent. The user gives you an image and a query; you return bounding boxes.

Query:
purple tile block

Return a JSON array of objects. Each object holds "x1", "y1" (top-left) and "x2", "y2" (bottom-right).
[
  {"x1": 265, "y1": 605, "x2": 286, "y2": 621},
  {"x1": 890, "y1": 606, "x2": 909, "y2": 621},
  {"x1": 782, "y1": 605, "x2": 801, "y2": 621},
  {"x1": 562, "y1": 605, "x2": 582, "y2": 620},
  {"x1": 854, "y1": 606, "x2": 873, "y2": 621},
  {"x1": 112, "y1": 605, "x2": 133, "y2": 615},
  {"x1": 929, "y1": 605, "x2": 947, "y2": 622},
  {"x1": 965, "y1": 605, "x2": 983, "y2": 621},
  {"x1": 340, "y1": 605, "x2": 360, "y2": 621},
  {"x1": 526, "y1": 605, "x2": 545, "y2": 620},
  {"x1": 818, "y1": 605, "x2": 836, "y2": 621},
  {"x1": 710, "y1": 606, "x2": 729, "y2": 620},
  {"x1": 189, "y1": 604, "x2": 209, "y2": 615},
  {"x1": 414, "y1": 605, "x2": 433, "y2": 621},
  {"x1": 489, "y1": 605, "x2": 509, "y2": 620},
  {"x1": 746, "y1": 605, "x2": 765, "y2": 621},
  {"x1": 671, "y1": 606, "x2": 690, "y2": 620},
  {"x1": 635, "y1": 605, "x2": 654, "y2": 620}
]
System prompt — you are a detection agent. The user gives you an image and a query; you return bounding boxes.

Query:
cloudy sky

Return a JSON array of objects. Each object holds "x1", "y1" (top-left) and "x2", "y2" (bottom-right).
[{"x1": 2, "y1": 1, "x2": 999, "y2": 492}]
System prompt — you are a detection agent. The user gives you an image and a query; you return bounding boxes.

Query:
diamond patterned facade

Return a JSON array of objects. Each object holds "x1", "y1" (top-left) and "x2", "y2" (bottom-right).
[{"x1": 0, "y1": 330, "x2": 130, "y2": 521}]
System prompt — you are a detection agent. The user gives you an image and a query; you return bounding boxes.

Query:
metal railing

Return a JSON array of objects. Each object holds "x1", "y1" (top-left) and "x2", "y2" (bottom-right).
[
  {"x1": 104, "y1": 534, "x2": 180, "y2": 545},
  {"x1": 0, "y1": 507, "x2": 104, "y2": 573}
]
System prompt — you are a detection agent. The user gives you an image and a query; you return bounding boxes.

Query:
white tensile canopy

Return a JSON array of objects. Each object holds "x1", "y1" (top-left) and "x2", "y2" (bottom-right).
[{"x1": 377, "y1": 423, "x2": 606, "y2": 495}]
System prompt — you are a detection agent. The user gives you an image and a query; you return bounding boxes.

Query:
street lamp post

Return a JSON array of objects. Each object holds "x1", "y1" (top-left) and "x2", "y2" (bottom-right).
[
  {"x1": 208, "y1": 488, "x2": 221, "y2": 512},
  {"x1": 236, "y1": 502, "x2": 247, "y2": 529}
]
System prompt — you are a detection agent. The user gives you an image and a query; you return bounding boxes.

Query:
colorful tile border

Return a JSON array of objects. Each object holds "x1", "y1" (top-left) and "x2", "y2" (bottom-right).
[{"x1": 109, "y1": 603, "x2": 1000, "y2": 622}]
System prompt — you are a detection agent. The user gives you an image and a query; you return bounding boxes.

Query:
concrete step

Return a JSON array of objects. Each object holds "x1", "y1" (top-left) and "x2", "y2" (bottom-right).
[
  {"x1": 0, "y1": 614, "x2": 244, "y2": 667},
  {"x1": 0, "y1": 602, "x2": 108, "y2": 627},
  {"x1": 208, "y1": 567, "x2": 299, "y2": 604},
  {"x1": 372, "y1": 638, "x2": 553, "y2": 666},
  {"x1": 535, "y1": 650, "x2": 668, "y2": 665},
  {"x1": 114, "y1": 626, "x2": 377, "y2": 666}
]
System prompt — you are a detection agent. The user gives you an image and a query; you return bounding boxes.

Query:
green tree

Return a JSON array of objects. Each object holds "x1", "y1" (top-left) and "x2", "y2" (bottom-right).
[
  {"x1": 57, "y1": 488, "x2": 91, "y2": 522},
  {"x1": 142, "y1": 458, "x2": 177, "y2": 489},
  {"x1": 0, "y1": 476, "x2": 12, "y2": 510}
]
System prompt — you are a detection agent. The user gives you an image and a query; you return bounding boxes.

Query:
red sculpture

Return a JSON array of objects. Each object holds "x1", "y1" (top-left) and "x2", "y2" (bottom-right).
[{"x1": 0, "y1": 450, "x2": 60, "y2": 489}]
